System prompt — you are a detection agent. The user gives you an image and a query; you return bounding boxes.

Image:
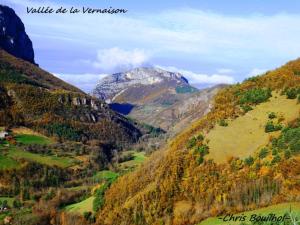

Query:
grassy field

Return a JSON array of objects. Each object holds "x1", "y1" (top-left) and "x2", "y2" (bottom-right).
[
  {"x1": 207, "y1": 94, "x2": 300, "y2": 163},
  {"x1": 15, "y1": 134, "x2": 52, "y2": 145},
  {"x1": 64, "y1": 151, "x2": 147, "y2": 215},
  {"x1": 0, "y1": 132, "x2": 73, "y2": 169},
  {"x1": 93, "y1": 170, "x2": 119, "y2": 183},
  {"x1": 65, "y1": 196, "x2": 95, "y2": 214},
  {"x1": 118, "y1": 151, "x2": 147, "y2": 171},
  {"x1": 7, "y1": 147, "x2": 74, "y2": 168},
  {"x1": 0, "y1": 197, "x2": 14, "y2": 207},
  {"x1": 0, "y1": 154, "x2": 19, "y2": 170},
  {"x1": 199, "y1": 202, "x2": 300, "y2": 225}
]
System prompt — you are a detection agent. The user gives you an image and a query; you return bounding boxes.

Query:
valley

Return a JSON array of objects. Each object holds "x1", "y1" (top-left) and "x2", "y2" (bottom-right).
[
  {"x1": 0, "y1": 126, "x2": 148, "y2": 223},
  {"x1": 0, "y1": 3, "x2": 300, "y2": 225}
]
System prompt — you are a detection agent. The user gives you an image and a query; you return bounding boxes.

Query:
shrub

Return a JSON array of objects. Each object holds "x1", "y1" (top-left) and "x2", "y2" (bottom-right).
[
  {"x1": 196, "y1": 134, "x2": 204, "y2": 141},
  {"x1": 241, "y1": 104, "x2": 253, "y2": 113},
  {"x1": 197, "y1": 156, "x2": 204, "y2": 164},
  {"x1": 259, "y1": 148, "x2": 268, "y2": 159},
  {"x1": 244, "y1": 156, "x2": 254, "y2": 166},
  {"x1": 268, "y1": 112, "x2": 276, "y2": 119},
  {"x1": 83, "y1": 211, "x2": 92, "y2": 221},
  {"x1": 265, "y1": 121, "x2": 282, "y2": 133},
  {"x1": 280, "y1": 127, "x2": 300, "y2": 153},
  {"x1": 195, "y1": 145, "x2": 209, "y2": 156},
  {"x1": 244, "y1": 76, "x2": 260, "y2": 82},
  {"x1": 219, "y1": 119, "x2": 228, "y2": 127},
  {"x1": 284, "y1": 150, "x2": 291, "y2": 159},
  {"x1": 13, "y1": 199, "x2": 22, "y2": 209},
  {"x1": 239, "y1": 88, "x2": 272, "y2": 105},
  {"x1": 271, "y1": 155, "x2": 281, "y2": 164},
  {"x1": 186, "y1": 137, "x2": 197, "y2": 149},
  {"x1": 286, "y1": 88, "x2": 298, "y2": 99},
  {"x1": 272, "y1": 148, "x2": 278, "y2": 156}
]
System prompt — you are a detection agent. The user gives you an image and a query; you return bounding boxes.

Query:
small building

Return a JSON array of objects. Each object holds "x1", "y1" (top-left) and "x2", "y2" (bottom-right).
[{"x1": 0, "y1": 131, "x2": 8, "y2": 139}]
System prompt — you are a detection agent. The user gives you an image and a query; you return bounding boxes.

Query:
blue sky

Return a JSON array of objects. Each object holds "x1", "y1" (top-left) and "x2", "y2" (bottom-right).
[{"x1": 3, "y1": 0, "x2": 300, "y2": 92}]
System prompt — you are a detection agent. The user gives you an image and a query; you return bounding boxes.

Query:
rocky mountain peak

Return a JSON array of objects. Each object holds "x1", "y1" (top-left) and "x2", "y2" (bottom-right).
[
  {"x1": 92, "y1": 67, "x2": 189, "y2": 101},
  {"x1": 0, "y1": 5, "x2": 35, "y2": 64}
]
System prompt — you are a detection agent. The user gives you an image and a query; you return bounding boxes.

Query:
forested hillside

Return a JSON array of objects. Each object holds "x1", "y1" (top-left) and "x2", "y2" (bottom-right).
[
  {"x1": 0, "y1": 49, "x2": 141, "y2": 146},
  {"x1": 96, "y1": 58, "x2": 300, "y2": 225}
]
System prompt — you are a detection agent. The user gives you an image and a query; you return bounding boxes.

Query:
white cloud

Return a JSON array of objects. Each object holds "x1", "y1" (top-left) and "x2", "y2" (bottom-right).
[
  {"x1": 4, "y1": 0, "x2": 300, "y2": 80},
  {"x1": 54, "y1": 73, "x2": 107, "y2": 93},
  {"x1": 217, "y1": 68, "x2": 234, "y2": 74},
  {"x1": 92, "y1": 48, "x2": 150, "y2": 71},
  {"x1": 247, "y1": 68, "x2": 268, "y2": 78},
  {"x1": 156, "y1": 65, "x2": 235, "y2": 87}
]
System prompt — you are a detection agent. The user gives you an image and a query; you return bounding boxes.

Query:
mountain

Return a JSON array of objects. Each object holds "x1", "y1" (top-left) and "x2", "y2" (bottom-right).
[
  {"x1": 93, "y1": 67, "x2": 195, "y2": 103},
  {"x1": 130, "y1": 84, "x2": 225, "y2": 133},
  {"x1": 97, "y1": 59, "x2": 300, "y2": 224},
  {"x1": 0, "y1": 5, "x2": 35, "y2": 64},
  {"x1": 93, "y1": 67, "x2": 221, "y2": 133}
]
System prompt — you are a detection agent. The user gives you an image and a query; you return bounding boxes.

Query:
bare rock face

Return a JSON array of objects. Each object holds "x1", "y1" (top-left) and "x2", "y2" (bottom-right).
[{"x1": 0, "y1": 5, "x2": 35, "y2": 64}]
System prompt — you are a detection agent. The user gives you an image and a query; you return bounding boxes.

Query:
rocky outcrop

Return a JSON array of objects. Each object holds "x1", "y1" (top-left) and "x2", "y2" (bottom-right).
[{"x1": 0, "y1": 5, "x2": 35, "y2": 64}]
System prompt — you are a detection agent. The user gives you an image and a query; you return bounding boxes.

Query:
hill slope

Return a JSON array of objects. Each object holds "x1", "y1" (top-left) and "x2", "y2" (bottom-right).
[
  {"x1": 97, "y1": 58, "x2": 300, "y2": 225},
  {"x1": 0, "y1": 49, "x2": 142, "y2": 146}
]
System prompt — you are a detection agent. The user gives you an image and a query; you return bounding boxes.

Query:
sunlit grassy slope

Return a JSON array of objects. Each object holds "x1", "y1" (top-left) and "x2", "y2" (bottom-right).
[
  {"x1": 207, "y1": 93, "x2": 300, "y2": 163},
  {"x1": 199, "y1": 202, "x2": 300, "y2": 225},
  {"x1": 15, "y1": 134, "x2": 52, "y2": 145},
  {"x1": 65, "y1": 196, "x2": 95, "y2": 214},
  {"x1": 118, "y1": 151, "x2": 147, "y2": 171},
  {"x1": 0, "y1": 154, "x2": 19, "y2": 170},
  {"x1": 0, "y1": 197, "x2": 14, "y2": 207},
  {"x1": 7, "y1": 147, "x2": 74, "y2": 168}
]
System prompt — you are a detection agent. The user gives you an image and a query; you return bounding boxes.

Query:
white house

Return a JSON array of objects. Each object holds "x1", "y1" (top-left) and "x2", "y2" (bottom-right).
[{"x1": 0, "y1": 131, "x2": 8, "y2": 139}]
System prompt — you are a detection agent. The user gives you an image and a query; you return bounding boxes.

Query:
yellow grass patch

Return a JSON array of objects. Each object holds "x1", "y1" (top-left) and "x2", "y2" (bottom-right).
[
  {"x1": 206, "y1": 93, "x2": 300, "y2": 163},
  {"x1": 11, "y1": 127, "x2": 46, "y2": 137}
]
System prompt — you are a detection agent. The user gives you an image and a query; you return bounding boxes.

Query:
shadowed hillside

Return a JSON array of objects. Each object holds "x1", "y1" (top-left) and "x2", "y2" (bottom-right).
[{"x1": 0, "y1": 49, "x2": 142, "y2": 146}]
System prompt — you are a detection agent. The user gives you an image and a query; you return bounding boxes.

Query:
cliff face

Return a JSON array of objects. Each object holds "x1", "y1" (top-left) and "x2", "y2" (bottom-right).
[{"x1": 0, "y1": 5, "x2": 35, "y2": 64}]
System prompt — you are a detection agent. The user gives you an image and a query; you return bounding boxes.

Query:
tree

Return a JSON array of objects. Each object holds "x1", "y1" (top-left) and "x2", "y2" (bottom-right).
[
  {"x1": 13, "y1": 199, "x2": 22, "y2": 209},
  {"x1": 2, "y1": 200, "x2": 8, "y2": 208}
]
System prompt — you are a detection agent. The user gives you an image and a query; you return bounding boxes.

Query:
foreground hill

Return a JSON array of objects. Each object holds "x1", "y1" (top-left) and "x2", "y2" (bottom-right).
[
  {"x1": 97, "y1": 58, "x2": 300, "y2": 225},
  {"x1": 93, "y1": 67, "x2": 222, "y2": 133}
]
